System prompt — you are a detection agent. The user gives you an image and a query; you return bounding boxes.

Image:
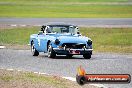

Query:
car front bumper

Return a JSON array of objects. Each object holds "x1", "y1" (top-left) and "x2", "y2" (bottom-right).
[{"x1": 53, "y1": 48, "x2": 93, "y2": 55}]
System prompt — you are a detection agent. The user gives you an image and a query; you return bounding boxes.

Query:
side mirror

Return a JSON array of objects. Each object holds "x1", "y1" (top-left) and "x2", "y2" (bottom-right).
[{"x1": 38, "y1": 31, "x2": 43, "y2": 35}]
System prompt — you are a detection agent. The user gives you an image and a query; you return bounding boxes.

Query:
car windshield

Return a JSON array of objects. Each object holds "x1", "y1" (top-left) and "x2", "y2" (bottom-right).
[{"x1": 47, "y1": 25, "x2": 78, "y2": 34}]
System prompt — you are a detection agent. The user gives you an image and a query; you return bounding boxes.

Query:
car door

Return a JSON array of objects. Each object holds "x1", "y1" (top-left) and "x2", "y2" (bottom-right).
[{"x1": 36, "y1": 34, "x2": 47, "y2": 52}]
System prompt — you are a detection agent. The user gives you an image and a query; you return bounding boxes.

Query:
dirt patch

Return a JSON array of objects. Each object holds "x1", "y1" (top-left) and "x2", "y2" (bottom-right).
[{"x1": 0, "y1": 69, "x2": 98, "y2": 88}]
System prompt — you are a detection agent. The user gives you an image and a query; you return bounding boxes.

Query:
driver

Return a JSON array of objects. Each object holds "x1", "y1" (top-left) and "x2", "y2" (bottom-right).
[{"x1": 41, "y1": 25, "x2": 46, "y2": 33}]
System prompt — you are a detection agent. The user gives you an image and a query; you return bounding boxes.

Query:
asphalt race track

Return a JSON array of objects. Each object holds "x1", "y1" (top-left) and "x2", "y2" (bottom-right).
[
  {"x1": 0, "y1": 18, "x2": 132, "y2": 27},
  {"x1": 0, "y1": 49, "x2": 132, "y2": 88},
  {"x1": 0, "y1": 18, "x2": 132, "y2": 88}
]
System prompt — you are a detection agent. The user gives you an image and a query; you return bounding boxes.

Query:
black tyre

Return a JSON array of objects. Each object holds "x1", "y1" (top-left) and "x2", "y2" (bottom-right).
[
  {"x1": 76, "y1": 75, "x2": 86, "y2": 85},
  {"x1": 31, "y1": 42, "x2": 39, "y2": 56},
  {"x1": 66, "y1": 54, "x2": 73, "y2": 58},
  {"x1": 48, "y1": 45, "x2": 56, "y2": 58},
  {"x1": 83, "y1": 54, "x2": 91, "y2": 59}
]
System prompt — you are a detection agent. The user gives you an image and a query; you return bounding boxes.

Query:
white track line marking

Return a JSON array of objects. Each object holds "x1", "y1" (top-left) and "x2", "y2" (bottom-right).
[
  {"x1": 34, "y1": 72, "x2": 39, "y2": 74},
  {"x1": 90, "y1": 84, "x2": 107, "y2": 88},
  {"x1": 0, "y1": 68, "x2": 4, "y2": 70},
  {"x1": 6, "y1": 69, "x2": 14, "y2": 71},
  {"x1": 62, "y1": 77, "x2": 76, "y2": 81},
  {"x1": 17, "y1": 70, "x2": 22, "y2": 72},
  {"x1": 21, "y1": 25, "x2": 26, "y2": 27},
  {"x1": 39, "y1": 72, "x2": 47, "y2": 75},
  {"x1": 0, "y1": 46, "x2": 5, "y2": 49},
  {"x1": 11, "y1": 24, "x2": 17, "y2": 27}
]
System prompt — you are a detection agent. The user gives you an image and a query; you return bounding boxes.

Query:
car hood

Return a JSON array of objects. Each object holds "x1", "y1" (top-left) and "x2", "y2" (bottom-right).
[{"x1": 57, "y1": 35, "x2": 88, "y2": 44}]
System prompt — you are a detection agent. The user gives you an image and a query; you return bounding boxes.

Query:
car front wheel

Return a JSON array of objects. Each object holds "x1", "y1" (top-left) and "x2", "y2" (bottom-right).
[
  {"x1": 66, "y1": 54, "x2": 73, "y2": 58},
  {"x1": 48, "y1": 45, "x2": 56, "y2": 58},
  {"x1": 31, "y1": 42, "x2": 39, "y2": 56},
  {"x1": 83, "y1": 54, "x2": 91, "y2": 59}
]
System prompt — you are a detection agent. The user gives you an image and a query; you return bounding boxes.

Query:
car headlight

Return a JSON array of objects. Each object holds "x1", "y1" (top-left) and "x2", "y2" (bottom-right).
[
  {"x1": 87, "y1": 40, "x2": 92, "y2": 46},
  {"x1": 54, "y1": 39, "x2": 60, "y2": 45}
]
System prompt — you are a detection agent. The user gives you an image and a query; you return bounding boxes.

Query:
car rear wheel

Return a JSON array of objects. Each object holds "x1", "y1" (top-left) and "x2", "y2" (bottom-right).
[
  {"x1": 83, "y1": 54, "x2": 91, "y2": 59},
  {"x1": 48, "y1": 45, "x2": 56, "y2": 58},
  {"x1": 31, "y1": 42, "x2": 39, "y2": 56}
]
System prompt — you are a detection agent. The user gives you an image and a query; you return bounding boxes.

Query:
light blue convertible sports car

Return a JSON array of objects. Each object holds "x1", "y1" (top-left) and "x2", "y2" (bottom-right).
[{"x1": 30, "y1": 23, "x2": 93, "y2": 59}]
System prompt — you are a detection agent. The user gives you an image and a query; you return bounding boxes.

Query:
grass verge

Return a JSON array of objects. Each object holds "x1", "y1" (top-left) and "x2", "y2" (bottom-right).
[
  {"x1": 0, "y1": 69, "x2": 90, "y2": 88},
  {"x1": 0, "y1": 69, "x2": 97, "y2": 88},
  {"x1": 0, "y1": 0, "x2": 131, "y2": 18},
  {"x1": 0, "y1": 27, "x2": 132, "y2": 53}
]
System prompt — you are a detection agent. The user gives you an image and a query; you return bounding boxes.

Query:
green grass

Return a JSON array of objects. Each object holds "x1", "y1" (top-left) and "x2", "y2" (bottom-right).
[
  {"x1": 0, "y1": 27, "x2": 39, "y2": 45},
  {"x1": 0, "y1": 76, "x2": 14, "y2": 82},
  {"x1": 0, "y1": 0, "x2": 131, "y2": 18},
  {"x1": 0, "y1": 0, "x2": 128, "y2": 3},
  {"x1": 23, "y1": 73, "x2": 67, "y2": 88},
  {"x1": 0, "y1": 27, "x2": 132, "y2": 53}
]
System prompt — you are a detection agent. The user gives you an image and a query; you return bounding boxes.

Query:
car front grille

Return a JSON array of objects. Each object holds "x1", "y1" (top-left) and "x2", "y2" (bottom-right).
[{"x1": 62, "y1": 43, "x2": 86, "y2": 49}]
